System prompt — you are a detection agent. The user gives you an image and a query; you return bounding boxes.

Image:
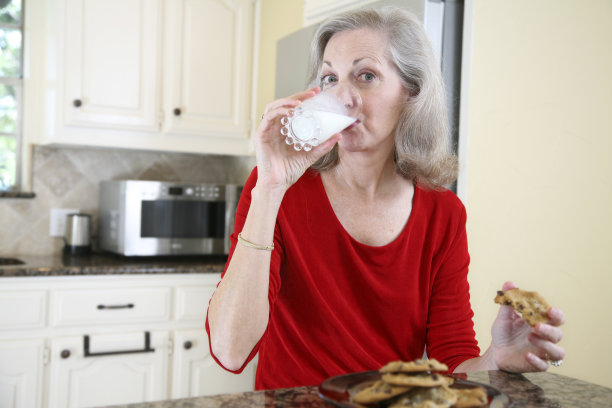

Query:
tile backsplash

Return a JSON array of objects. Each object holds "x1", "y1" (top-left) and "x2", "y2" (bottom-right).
[{"x1": 0, "y1": 145, "x2": 255, "y2": 256}]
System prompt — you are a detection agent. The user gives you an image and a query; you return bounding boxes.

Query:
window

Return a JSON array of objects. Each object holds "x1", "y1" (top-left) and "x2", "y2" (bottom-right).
[{"x1": 0, "y1": 0, "x2": 23, "y2": 192}]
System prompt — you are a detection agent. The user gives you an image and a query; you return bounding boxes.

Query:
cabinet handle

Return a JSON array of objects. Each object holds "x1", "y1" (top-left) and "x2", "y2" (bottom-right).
[
  {"x1": 97, "y1": 303, "x2": 134, "y2": 310},
  {"x1": 173, "y1": 108, "x2": 181, "y2": 116},
  {"x1": 73, "y1": 99, "x2": 82, "y2": 108},
  {"x1": 60, "y1": 349, "x2": 71, "y2": 359},
  {"x1": 83, "y1": 331, "x2": 155, "y2": 358},
  {"x1": 184, "y1": 341, "x2": 193, "y2": 350}
]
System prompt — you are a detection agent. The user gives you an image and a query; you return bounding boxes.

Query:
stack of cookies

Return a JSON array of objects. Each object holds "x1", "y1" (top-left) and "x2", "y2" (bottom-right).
[{"x1": 352, "y1": 359, "x2": 488, "y2": 407}]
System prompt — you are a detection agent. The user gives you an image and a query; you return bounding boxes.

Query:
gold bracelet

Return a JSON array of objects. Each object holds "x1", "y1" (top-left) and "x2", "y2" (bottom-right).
[{"x1": 237, "y1": 232, "x2": 274, "y2": 251}]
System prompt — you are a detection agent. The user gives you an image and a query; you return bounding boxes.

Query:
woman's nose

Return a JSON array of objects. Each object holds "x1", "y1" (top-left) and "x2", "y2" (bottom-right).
[{"x1": 326, "y1": 82, "x2": 362, "y2": 116}]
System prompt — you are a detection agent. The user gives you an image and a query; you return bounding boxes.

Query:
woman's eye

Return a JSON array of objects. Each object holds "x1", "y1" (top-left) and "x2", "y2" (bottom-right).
[
  {"x1": 320, "y1": 75, "x2": 337, "y2": 87},
  {"x1": 359, "y1": 72, "x2": 375, "y2": 81}
]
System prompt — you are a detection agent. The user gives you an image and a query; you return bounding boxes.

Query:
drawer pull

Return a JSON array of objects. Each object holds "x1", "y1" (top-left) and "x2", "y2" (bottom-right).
[
  {"x1": 60, "y1": 349, "x2": 71, "y2": 359},
  {"x1": 83, "y1": 331, "x2": 155, "y2": 358},
  {"x1": 97, "y1": 303, "x2": 134, "y2": 310},
  {"x1": 184, "y1": 341, "x2": 193, "y2": 350}
]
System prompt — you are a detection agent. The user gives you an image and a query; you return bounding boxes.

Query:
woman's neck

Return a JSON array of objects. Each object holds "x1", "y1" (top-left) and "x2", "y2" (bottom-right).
[{"x1": 325, "y1": 148, "x2": 402, "y2": 199}]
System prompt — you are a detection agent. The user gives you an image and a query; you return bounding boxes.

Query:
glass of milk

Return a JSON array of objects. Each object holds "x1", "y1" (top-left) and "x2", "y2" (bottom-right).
[{"x1": 280, "y1": 86, "x2": 361, "y2": 152}]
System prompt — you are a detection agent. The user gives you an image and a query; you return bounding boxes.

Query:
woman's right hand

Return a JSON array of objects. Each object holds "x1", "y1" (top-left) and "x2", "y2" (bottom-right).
[{"x1": 254, "y1": 87, "x2": 341, "y2": 194}]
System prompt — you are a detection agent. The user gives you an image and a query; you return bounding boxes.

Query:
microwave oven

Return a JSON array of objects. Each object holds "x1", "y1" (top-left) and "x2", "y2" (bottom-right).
[{"x1": 99, "y1": 180, "x2": 242, "y2": 256}]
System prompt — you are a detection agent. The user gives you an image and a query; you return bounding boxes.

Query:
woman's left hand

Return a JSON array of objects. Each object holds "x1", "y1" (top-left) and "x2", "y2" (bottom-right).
[{"x1": 489, "y1": 281, "x2": 566, "y2": 372}]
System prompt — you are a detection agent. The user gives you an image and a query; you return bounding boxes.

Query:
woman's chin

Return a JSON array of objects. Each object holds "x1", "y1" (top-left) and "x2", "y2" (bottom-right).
[{"x1": 337, "y1": 132, "x2": 383, "y2": 154}]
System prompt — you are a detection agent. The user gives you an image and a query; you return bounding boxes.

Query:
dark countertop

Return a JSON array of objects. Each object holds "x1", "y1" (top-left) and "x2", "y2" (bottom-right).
[
  {"x1": 99, "y1": 371, "x2": 612, "y2": 408},
  {"x1": 0, "y1": 253, "x2": 227, "y2": 277}
]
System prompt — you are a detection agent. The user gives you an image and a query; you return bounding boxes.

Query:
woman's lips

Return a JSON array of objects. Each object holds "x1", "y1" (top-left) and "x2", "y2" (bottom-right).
[{"x1": 344, "y1": 120, "x2": 360, "y2": 131}]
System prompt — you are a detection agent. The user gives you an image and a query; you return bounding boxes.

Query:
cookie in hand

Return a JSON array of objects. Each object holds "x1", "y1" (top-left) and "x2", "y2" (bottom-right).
[{"x1": 494, "y1": 288, "x2": 550, "y2": 326}]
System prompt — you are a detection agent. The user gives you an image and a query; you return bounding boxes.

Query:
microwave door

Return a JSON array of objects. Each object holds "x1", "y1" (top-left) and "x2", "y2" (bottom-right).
[
  {"x1": 122, "y1": 184, "x2": 163, "y2": 256},
  {"x1": 140, "y1": 200, "x2": 226, "y2": 255}
]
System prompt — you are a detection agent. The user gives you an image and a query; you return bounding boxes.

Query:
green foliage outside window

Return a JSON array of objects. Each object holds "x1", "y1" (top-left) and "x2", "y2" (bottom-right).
[
  {"x1": 0, "y1": 135, "x2": 15, "y2": 188},
  {"x1": 0, "y1": 0, "x2": 22, "y2": 191}
]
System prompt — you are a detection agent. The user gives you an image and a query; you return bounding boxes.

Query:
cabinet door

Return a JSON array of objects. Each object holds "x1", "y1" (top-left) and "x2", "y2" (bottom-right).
[
  {"x1": 172, "y1": 329, "x2": 256, "y2": 398},
  {"x1": 163, "y1": 0, "x2": 254, "y2": 140},
  {"x1": 63, "y1": 0, "x2": 162, "y2": 130},
  {"x1": 48, "y1": 331, "x2": 169, "y2": 408},
  {"x1": 0, "y1": 340, "x2": 44, "y2": 408}
]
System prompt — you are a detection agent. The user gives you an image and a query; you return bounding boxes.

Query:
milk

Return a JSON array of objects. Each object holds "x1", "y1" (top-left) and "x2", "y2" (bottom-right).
[
  {"x1": 311, "y1": 110, "x2": 356, "y2": 141},
  {"x1": 281, "y1": 92, "x2": 358, "y2": 151},
  {"x1": 286, "y1": 110, "x2": 355, "y2": 149}
]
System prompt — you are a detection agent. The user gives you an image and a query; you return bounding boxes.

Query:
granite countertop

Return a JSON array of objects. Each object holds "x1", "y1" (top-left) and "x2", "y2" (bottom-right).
[
  {"x1": 0, "y1": 253, "x2": 227, "y2": 277},
  {"x1": 99, "y1": 370, "x2": 612, "y2": 408}
]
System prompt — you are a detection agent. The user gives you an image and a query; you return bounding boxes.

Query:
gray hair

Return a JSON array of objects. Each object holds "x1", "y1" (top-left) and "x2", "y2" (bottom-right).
[{"x1": 308, "y1": 7, "x2": 458, "y2": 189}]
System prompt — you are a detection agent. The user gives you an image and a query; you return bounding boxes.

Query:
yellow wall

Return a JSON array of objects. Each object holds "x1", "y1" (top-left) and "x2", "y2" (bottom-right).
[
  {"x1": 466, "y1": 0, "x2": 612, "y2": 388},
  {"x1": 256, "y1": 0, "x2": 303, "y2": 119}
]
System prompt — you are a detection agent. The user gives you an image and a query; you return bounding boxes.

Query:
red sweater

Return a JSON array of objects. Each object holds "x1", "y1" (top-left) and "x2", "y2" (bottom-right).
[{"x1": 206, "y1": 168, "x2": 479, "y2": 390}]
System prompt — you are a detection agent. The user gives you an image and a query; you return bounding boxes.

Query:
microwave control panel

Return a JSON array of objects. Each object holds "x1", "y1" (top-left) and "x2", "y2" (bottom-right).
[{"x1": 163, "y1": 185, "x2": 222, "y2": 200}]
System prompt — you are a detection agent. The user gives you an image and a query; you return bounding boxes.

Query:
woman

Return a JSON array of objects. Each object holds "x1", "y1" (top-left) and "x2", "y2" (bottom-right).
[{"x1": 206, "y1": 7, "x2": 565, "y2": 390}]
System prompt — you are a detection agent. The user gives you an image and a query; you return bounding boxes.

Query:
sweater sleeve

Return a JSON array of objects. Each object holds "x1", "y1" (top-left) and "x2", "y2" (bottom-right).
[
  {"x1": 425, "y1": 203, "x2": 480, "y2": 372},
  {"x1": 204, "y1": 167, "x2": 284, "y2": 373}
]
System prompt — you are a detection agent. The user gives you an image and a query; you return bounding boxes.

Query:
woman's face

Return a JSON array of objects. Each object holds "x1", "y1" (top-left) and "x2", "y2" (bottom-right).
[{"x1": 320, "y1": 28, "x2": 409, "y2": 154}]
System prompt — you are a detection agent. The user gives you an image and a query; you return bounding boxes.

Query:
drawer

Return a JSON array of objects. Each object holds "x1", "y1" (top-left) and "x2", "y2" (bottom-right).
[
  {"x1": 175, "y1": 285, "x2": 216, "y2": 321},
  {"x1": 53, "y1": 287, "x2": 171, "y2": 326},
  {"x1": 0, "y1": 290, "x2": 47, "y2": 329}
]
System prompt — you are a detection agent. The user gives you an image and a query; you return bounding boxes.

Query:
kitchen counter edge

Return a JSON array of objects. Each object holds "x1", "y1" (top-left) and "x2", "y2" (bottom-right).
[{"x1": 0, "y1": 254, "x2": 227, "y2": 277}]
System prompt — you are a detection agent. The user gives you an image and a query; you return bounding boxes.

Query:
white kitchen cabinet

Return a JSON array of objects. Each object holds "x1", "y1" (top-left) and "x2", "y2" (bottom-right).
[
  {"x1": 48, "y1": 331, "x2": 169, "y2": 408},
  {"x1": 0, "y1": 289, "x2": 47, "y2": 408},
  {"x1": 0, "y1": 273, "x2": 255, "y2": 408},
  {"x1": 162, "y1": 0, "x2": 255, "y2": 140},
  {"x1": 63, "y1": 0, "x2": 162, "y2": 131},
  {"x1": 32, "y1": 0, "x2": 257, "y2": 155},
  {"x1": 0, "y1": 339, "x2": 45, "y2": 408},
  {"x1": 172, "y1": 282, "x2": 257, "y2": 398},
  {"x1": 172, "y1": 329, "x2": 257, "y2": 398}
]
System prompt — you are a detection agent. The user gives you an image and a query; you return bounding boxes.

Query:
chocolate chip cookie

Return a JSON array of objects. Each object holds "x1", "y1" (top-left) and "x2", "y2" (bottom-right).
[{"x1": 494, "y1": 288, "x2": 550, "y2": 326}]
